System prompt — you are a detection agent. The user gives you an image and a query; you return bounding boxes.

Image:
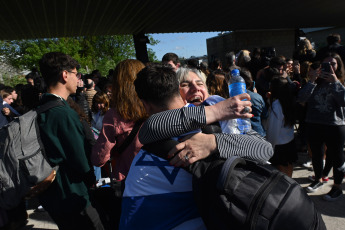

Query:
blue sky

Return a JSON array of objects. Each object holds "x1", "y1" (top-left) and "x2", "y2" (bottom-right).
[{"x1": 148, "y1": 32, "x2": 220, "y2": 60}]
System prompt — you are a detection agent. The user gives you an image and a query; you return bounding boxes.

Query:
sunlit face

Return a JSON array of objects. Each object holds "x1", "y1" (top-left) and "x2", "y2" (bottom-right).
[
  {"x1": 3, "y1": 95, "x2": 13, "y2": 105},
  {"x1": 179, "y1": 71, "x2": 208, "y2": 106},
  {"x1": 66, "y1": 68, "x2": 79, "y2": 94},
  {"x1": 323, "y1": 57, "x2": 338, "y2": 72}
]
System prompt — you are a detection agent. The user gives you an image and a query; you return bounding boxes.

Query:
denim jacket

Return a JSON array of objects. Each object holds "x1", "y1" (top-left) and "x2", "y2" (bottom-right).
[{"x1": 248, "y1": 90, "x2": 267, "y2": 137}]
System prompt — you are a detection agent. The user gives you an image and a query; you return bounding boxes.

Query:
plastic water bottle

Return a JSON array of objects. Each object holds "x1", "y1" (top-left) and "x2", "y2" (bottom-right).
[
  {"x1": 203, "y1": 95, "x2": 240, "y2": 134},
  {"x1": 229, "y1": 69, "x2": 251, "y2": 134}
]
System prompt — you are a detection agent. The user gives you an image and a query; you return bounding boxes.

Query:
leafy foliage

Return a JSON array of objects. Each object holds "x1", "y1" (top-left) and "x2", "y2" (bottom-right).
[
  {"x1": 2, "y1": 74, "x2": 27, "y2": 87},
  {"x1": 0, "y1": 35, "x2": 159, "y2": 76}
]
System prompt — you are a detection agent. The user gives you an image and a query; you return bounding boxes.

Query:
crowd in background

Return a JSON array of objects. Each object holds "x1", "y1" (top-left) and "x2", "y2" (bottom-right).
[
  {"x1": 0, "y1": 33, "x2": 345, "y2": 229},
  {"x1": 177, "y1": 33, "x2": 345, "y2": 202}
]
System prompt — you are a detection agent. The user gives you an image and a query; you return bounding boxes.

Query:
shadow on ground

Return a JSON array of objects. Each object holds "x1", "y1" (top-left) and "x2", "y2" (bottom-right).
[{"x1": 309, "y1": 185, "x2": 345, "y2": 219}]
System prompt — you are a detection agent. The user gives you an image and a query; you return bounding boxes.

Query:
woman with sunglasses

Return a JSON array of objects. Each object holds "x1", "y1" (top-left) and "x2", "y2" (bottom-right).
[{"x1": 298, "y1": 52, "x2": 345, "y2": 201}]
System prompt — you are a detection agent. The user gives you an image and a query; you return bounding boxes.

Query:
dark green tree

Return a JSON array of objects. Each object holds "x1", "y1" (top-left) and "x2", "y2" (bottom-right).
[{"x1": 0, "y1": 35, "x2": 159, "y2": 76}]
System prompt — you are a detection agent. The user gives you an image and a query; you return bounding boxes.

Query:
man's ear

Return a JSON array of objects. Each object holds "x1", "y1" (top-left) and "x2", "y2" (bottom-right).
[
  {"x1": 61, "y1": 70, "x2": 68, "y2": 83},
  {"x1": 176, "y1": 63, "x2": 181, "y2": 68}
]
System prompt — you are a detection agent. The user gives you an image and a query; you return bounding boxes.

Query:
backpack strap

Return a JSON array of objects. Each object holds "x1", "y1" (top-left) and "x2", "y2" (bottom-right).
[
  {"x1": 216, "y1": 156, "x2": 246, "y2": 191},
  {"x1": 34, "y1": 99, "x2": 65, "y2": 171},
  {"x1": 36, "y1": 99, "x2": 65, "y2": 114}
]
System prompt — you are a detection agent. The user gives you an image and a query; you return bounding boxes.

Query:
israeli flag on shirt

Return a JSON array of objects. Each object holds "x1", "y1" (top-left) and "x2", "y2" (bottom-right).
[{"x1": 120, "y1": 104, "x2": 206, "y2": 230}]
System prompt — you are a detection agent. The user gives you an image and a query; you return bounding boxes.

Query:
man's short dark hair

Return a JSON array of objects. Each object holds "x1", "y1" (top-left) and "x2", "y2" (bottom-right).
[
  {"x1": 162, "y1": 53, "x2": 179, "y2": 65},
  {"x1": 135, "y1": 64, "x2": 179, "y2": 108},
  {"x1": 39, "y1": 52, "x2": 79, "y2": 87}
]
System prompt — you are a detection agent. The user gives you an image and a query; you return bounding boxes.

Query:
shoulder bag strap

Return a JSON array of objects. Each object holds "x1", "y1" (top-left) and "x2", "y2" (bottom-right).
[
  {"x1": 107, "y1": 119, "x2": 144, "y2": 181},
  {"x1": 112, "y1": 119, "x2": 144, "y2": 155}
]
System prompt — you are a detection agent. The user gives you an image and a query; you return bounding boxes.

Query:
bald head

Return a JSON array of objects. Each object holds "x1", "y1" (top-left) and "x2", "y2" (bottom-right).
[{"x1": 86, "y1": 79, "x2": 94, "y2": 89}]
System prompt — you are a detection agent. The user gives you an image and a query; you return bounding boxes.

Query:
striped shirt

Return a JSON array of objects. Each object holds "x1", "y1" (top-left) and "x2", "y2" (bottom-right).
[{"x1": 139, "y1": 105, "x2": 273, "y2": 162}]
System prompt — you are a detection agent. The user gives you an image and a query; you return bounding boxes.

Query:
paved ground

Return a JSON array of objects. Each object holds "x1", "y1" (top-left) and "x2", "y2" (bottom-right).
[{"x1": 20, "y1": 151, "x2": 345, "y2": 230}]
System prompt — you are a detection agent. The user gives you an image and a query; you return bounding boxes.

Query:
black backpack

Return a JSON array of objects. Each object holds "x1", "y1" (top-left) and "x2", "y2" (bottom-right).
[{"x1": 143, "y1": 138, "x2": 326, "y2": 230}]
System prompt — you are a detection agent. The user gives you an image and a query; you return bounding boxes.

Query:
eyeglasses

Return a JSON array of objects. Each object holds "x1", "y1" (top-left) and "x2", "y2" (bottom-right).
[{"x1": 67, "y1": 71, "x2": 81, "y2": 79}]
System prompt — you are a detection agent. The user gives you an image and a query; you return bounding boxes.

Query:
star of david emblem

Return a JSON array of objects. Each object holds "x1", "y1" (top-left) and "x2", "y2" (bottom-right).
[{"x1": 135, "y1": 151, "x2": 180, "y2": 185}]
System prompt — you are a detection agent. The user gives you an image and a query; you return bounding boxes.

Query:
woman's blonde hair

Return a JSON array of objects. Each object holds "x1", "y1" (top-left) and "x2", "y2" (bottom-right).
[
  {"x1": 112, "y1": 59, "x2": 147, "y2": 121},
  {"x1": 297, "y1": 39, "x2": 314, "y2": 56}
]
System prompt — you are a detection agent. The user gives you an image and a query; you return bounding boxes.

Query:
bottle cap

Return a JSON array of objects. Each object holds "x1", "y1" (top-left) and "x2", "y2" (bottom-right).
[{"x1": 231, "y1": 69, "x2": 240, "y2": 75}]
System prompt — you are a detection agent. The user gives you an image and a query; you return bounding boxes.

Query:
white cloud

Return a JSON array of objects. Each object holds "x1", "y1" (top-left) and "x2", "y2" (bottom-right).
[{"x1": 175, "y1": 46, "x2": 184, "y2": 50}]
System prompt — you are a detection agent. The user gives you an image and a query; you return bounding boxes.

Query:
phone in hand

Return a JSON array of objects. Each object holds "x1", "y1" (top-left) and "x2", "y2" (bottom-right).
[{"x1": 321, "y1": 62, "x2": 331, "y2": 73}]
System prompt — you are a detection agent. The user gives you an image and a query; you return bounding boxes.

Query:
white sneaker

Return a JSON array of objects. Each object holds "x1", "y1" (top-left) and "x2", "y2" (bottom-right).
[
  {"x1": 303, "y1": 161, "x2": 312, "y2": 168},
  {"x1": 306, "y1": 181, "x2": 323, "y2": 193},
  {"x1": 37, "y1": 205, "x2": 45, "y2": 212}
]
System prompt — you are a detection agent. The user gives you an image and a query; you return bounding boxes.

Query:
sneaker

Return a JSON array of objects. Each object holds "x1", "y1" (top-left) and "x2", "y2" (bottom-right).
[
  {"x1": 36, "y1": 205, "x2": 45, "y2": 212},
  {"x1": 306, "y1": 181, "x2": 323, "y2": 193},
  {"x1": 323, "y1": 187, "x2": 343, "y2": 201},
  {"x1": 303, "y1": 161, "x2": 312, "y2": 168},
  {"x1": 308, "y1": 175, "x2": 329, "y2": 182}
]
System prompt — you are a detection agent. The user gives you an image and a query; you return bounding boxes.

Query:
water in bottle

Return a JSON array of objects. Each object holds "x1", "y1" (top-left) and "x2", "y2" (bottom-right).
[{"x1": 229, "y1": 69, "x2": 251, "y2": 134}]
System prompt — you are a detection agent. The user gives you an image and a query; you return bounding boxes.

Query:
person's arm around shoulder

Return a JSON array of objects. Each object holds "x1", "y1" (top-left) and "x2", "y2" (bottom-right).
[
  {"x1": 168, "y1": 129, "x2": 273, "y2": 167},
  {"x1": 139, "y1": 93, "x2": 253, "y2": 144},
  {"x1": 214, "y1": 130, "x2": 273, "y2": 162}
]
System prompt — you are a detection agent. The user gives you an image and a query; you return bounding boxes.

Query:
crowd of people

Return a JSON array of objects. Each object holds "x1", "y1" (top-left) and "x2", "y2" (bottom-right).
[{"x1": 0, "y1": 33, "x2": 344, "y2": 230}]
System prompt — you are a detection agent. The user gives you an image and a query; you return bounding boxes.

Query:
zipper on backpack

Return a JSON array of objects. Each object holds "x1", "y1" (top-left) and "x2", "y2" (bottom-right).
[{"x1": 246, "y1": 171, "x2": 282, "y2": 230}]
